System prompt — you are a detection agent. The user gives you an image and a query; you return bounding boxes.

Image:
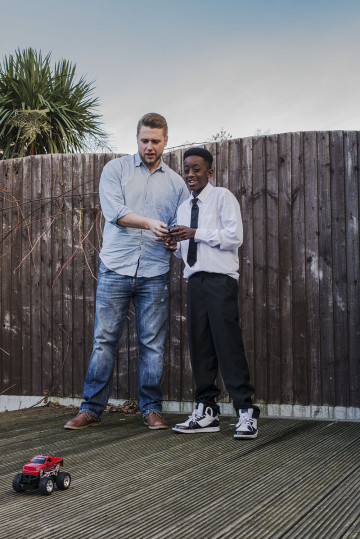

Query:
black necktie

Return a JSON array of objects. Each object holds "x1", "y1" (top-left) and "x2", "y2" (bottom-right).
[{"x1": 187, "y1": 198, "x2": 199, "y2": 267}]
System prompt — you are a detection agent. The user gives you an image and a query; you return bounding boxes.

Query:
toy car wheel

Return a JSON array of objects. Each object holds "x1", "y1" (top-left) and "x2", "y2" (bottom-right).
[
  {"x1": 39, "y1": 476, "x2": 54, "y2": 495},
  {"x1": 55, "y1": 472, "x2": 71, "y2": 490},
  {"x1": 12, "y1": 473, "x2": 24, "y2": 493}
]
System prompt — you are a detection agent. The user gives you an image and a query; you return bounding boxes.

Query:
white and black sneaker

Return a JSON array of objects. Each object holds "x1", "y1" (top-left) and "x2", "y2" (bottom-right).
[
  {"x1": 234, "y1": 408, "x2": 258, "y2": 439},
  {"x1": 172, "y1": 403, "x2": 220, "y2": 433}
]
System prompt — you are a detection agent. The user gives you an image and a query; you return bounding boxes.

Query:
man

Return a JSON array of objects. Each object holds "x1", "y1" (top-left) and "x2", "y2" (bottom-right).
[
  {"x1": 165, "y1": 147, "x2": 260, "y2": 439},
  {"x1": 65, "y1": 113, "x2": 189, "y2": 430}
]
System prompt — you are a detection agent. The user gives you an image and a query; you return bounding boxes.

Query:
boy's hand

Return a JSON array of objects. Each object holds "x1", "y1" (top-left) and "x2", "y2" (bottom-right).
[
  {"x1": 170, "y1": 225, "x2": 196, "y2": 241},
  {"x1": 163, "y1": 236, "x2": 178, "y2": 252}
]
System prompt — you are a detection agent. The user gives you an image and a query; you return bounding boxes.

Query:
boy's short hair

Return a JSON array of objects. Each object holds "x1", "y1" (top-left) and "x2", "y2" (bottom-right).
[
  {"x1": 183, "y1": 147, "x2": 213, "y2": 168},
  {"x1": 137, "y1": 113, "x2": 168, "y2": 137}
]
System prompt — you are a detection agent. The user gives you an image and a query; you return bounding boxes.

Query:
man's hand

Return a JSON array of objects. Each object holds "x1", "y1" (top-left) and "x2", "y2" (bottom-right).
[
  {"x1": 170, "y1": 225, "x2": 196, "y2": 241},
  {"x1": 147, "y1": 219, "x2": 169, "y2": 238},
  {"x1": 117, "y1": 213, "x2": 169, "y2": 238}
]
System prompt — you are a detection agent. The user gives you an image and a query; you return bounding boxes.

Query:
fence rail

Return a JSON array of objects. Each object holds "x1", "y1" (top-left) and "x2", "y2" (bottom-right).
[{"x1": 1, "y1": 131, "x2": 359, "y2": 408}]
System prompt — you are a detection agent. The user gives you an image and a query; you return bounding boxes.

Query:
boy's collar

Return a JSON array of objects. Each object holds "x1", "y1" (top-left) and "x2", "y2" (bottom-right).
[{"x1": 191, "y1": 182, "x2": 214, "y2": 203}]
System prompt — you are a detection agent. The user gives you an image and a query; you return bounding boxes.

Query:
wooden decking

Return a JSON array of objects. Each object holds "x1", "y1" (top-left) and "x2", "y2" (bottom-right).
[{"x1": 1, "y1": 406, "x2": 359, "y2": 538}]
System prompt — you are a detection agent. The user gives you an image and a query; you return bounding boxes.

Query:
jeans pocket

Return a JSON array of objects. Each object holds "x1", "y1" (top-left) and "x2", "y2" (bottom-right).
[
  {"x1": 99, "y1": 260, "x2": 111, "y2": 274},
  {"x1": 150, "y1": 272, "x2": 169, "y2": 282}
]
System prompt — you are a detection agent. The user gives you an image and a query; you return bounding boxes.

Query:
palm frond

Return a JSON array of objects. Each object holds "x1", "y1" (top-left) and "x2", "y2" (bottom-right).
[{"x1": 0, "y1": 47, "x2": 110, "y2": 159}]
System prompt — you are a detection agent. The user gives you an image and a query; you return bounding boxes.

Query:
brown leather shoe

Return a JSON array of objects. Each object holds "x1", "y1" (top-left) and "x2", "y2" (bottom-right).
[
  {"x1": 64, "y1": 412, "x2": 101, "y2": 430},
  {"x1": 144, "y1": 411, "x2": 168, "y2": 430}
]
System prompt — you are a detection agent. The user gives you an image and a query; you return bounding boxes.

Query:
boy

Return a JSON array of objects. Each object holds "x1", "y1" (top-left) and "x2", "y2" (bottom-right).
[{"x1": 166, "y1": 147, "x2": 259, "y2": 439}]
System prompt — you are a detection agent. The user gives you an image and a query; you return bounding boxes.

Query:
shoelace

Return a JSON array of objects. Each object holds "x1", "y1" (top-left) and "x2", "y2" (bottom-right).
[
  {"x1": 190, "y1": 409, "x2": 202, "y2": 421},
  {"x1": 236, "y1": 417, "x2": 254, "y2": 429},
  {"x1": 185, "y1": 408, "x2": 204, "y2": 425}
]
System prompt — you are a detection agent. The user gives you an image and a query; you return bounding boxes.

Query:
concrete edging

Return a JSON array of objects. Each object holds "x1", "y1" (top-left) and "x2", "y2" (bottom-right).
[{"x1": 0, "y1": 395, "x2": 359, "y2": 421}]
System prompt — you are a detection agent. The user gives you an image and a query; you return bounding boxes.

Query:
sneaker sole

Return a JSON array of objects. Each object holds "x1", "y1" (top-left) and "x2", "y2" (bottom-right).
[
  {"x1": 145, "y1": 424, "x2": 169, "y2": 430},
  {"x1": 172, "y1": 426, "x2": 220, "y2": 433},
  {"x1": 233, "y1": 432, "x2": 258, "y2": 439},
  {"x1": 64, "y1": 422, "x2": 101, "y2": 430}
]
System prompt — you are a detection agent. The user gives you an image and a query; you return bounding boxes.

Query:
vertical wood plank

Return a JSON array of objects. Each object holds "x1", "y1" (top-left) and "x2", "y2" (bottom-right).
[
  {"x1": 1, "y1": 160, "x2": 13, "y2": 395},
  {"x1": 51, "y1": 154, "x2": 64, "y2": 396},
  {"x1": 82, "y1": 154, "x2": 99, "y2": 392},
  {"x1": 72, "y1": 154, "x2": 85, "y2": 397},
  {"x1": 238, "y1": 137, "x2": 256, "y2": 387},
  {"x1": 330, "y1": 131, "x2": 349, "y2": 406},
  {"x1": 204, "y1": 142, "x2": 217, "y2": 187},
  {"x1": 317, "y1": 132, "x2": 335, "y2": 404},
  {"x1": 10, "y1": 158, "x2": 23, "y2": 394},
  {"x1": 0, "y1": 161, "x2": 3, "y2": 389},
  {"x1": 291, "y1": 133, "x2": 308, "y2": 404},
  {"x1": 81, "y1": 153, "x2": 97, "y2": 389},
  {"x1": 231, "y1": 138, "x2": 255, "y2": 404},
  {"x1": 40, "y1": 155, "x2": 53, "y2": 393},
  {"x1": 252, "y1": 135, "x2": 267, "y2": 404},
  {"x1": 30, "y1": 156, "x2": 42, "y2": 395},
  {"x1": 61, "y1": 154, "x2": 74, "y2": 396},
  {"x1": 21, "y1": 157, "x2": 32, "y2": 394},
  {"x1": 278, "y1": 133, "x2": 293, "y2": 403},
  {"x1": 344, "y1": 132, "x2": 360, "y2": 407},
  {"x1": 217, "y1": 140, "x2": 229, "y2": 190},
  {"x1": 304, "y1": 132, "x2": 320, "y2": 404},
  {"x1": 266, "y1": 135, "x2": 280, "y2": 403},
  {"x1": 215, "y1": 141, "x2": 230, "y2": 402}
]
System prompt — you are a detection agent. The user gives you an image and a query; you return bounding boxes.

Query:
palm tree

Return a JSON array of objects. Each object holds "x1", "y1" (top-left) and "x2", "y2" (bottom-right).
[{"x1": 0, "y1": 48, "x2": 109, "y2": 159}]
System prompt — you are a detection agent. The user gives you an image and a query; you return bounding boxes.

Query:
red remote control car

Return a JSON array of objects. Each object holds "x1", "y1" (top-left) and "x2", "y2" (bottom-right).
[{"x1": 13, "y1": 455, "x2": 71, "y2": 495}]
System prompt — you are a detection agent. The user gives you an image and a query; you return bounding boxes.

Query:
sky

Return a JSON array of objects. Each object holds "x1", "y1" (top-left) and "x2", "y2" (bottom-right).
[{"x1": 1, "y1": 0, "x2": 360, "y2": 154}]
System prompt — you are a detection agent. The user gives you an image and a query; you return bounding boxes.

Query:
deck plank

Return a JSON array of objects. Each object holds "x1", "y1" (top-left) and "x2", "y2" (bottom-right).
[{"x1": 1, "y1": 407, "x2": 359, "y2": 538}]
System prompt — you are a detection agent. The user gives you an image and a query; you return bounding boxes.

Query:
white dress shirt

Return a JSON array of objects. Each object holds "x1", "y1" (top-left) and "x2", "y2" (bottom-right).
[{"x1": 174, "y1": 182, "x2": 243, "y2": 279}]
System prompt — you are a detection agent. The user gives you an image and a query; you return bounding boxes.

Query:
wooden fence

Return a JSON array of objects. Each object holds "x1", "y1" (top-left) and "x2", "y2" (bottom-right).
[{"x1": 0, "y1": 131, "x2": 359, "y2": 409}]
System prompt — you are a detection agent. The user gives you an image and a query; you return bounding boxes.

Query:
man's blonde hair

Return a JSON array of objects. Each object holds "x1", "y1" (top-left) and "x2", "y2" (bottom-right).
[{"x1": 137, "y1": 113, "x2": 168, "y2": 138}]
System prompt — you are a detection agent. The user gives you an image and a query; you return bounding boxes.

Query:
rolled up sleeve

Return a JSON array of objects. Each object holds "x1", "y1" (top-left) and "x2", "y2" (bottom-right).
[{"x1": 99, "y1": 160, "x2": 133, "y2": 225}]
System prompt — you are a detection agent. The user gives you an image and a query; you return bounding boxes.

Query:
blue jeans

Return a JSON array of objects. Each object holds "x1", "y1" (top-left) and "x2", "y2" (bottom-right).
[{"x1": 80, "y1": 262, "x2": 169, "y2": 418}]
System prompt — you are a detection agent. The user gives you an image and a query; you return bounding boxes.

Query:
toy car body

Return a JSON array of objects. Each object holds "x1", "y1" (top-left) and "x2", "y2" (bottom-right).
[{"x1": 13, "y1": 455, "x2": 71, "y2": 495}]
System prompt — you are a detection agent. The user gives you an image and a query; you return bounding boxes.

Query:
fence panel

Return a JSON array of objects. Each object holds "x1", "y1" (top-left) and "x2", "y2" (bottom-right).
[{"x1": 1, "y1": 133, "x2": 359, "y2": 409}]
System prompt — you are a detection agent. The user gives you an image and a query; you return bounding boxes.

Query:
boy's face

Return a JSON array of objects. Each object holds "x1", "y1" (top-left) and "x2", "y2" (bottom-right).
[{"x1": 183, "y1": 155, "x2": 213, "y2": 196}]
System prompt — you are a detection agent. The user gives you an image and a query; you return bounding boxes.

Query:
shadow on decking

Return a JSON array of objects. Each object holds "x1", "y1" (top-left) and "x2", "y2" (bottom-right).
[{"x1": 1, "y1": 407, "x2": 359, "y2": 538}]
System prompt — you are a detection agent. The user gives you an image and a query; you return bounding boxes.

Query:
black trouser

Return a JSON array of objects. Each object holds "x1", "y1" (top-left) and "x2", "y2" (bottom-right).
[{"x1": 187, "y1": 272, "x2": 260, "y2": 418}]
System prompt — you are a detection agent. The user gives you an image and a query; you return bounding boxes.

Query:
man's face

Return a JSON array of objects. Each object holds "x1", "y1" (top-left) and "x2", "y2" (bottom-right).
[
  {"x1": 183, "y1": 155, "x2": 213, "y2": 196},
  {"x1": 137, "y1": 126, "x2": 168, "y2": 171}
]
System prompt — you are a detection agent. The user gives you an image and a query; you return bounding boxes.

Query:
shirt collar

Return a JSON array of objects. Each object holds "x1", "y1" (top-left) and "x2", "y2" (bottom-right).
[
  {"x1": 134, "y1": 152, "x2": 165, "y2": 173},
  {"x1": 190, "y1": 182, "x2": 214, "y2": 204}
]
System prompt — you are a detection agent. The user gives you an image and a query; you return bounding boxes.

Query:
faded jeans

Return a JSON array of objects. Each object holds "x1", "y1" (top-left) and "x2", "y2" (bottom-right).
[{"x1": 80, "y1": 262, "x2": 169, "y2": 418}]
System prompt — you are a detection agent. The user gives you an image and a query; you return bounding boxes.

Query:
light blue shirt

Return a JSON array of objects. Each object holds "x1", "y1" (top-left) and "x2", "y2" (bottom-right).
[{"x1": 99, "y1": 152, "x2": 189, "y2": 277}]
